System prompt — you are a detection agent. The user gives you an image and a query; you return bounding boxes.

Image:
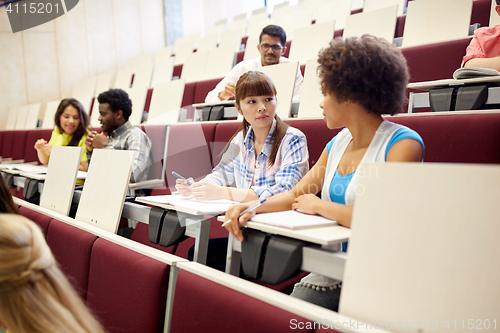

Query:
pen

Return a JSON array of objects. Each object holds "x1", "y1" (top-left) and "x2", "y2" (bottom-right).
[
  {"x1": 172, "y1": 171, "x2": 193, "y2": 186},
  {"x1": 221, "y1": 199, "x2": 266, "y2": 227}
]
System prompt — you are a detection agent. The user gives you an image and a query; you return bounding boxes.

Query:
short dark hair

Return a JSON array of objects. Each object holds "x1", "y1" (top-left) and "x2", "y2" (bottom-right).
[
  {"x1": 54, "y1": 98, "x2": 89, "y2": 146},
  {"x1": 259, "y1": 25, "x2": 286, "y2": 46},
  {"x1": 497, "y1": 0, "x2": 499, "y2": 5},
  {"x1": 317, "y1": 35, "x2": 409, "y2": 116},
  {"x1": 97, "y1": 89, "x2": 132, "y2": 121}
]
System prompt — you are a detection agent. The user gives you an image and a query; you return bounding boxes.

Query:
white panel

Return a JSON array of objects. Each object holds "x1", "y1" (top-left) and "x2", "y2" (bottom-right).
[
  {"x1": 72, "y1": 95, "x2": 93, "y2": 117},
  {"x1": 204, "y1": 45, "x2": 236, "y2": 80},
  {"x1": 271, "y1": 4, "x2": 296, "y2": 21},
  {"x1": 42, "y1": 100, "x2": 61, "y2": 129},
  {"x1": 151, "y1": 58, "x2": 175, "y2": 87},
  {"x1": 72, "y1": 76, "x2": 97, "y2": 97},
  {"x1": 315, "y1": 0, "x2": 351, "y2": 29},
  {"x1": 155, "y1": 47, "x2": 173, "y2": 62},
  {"x1": 260, "y1": 61, "x2": 298, "y2": 118},
  {"x1": 90, "y1": 72, "x2": 113, "y2": 128},
  {"x1": 275, "y1": 10, "x2": 312, "y2": 40},
  {"x1": 56, "y1": 1, "x2": 90, "y2": 98},
  {"x1": 246, "y1": 18, "x2": 270, "y2": 41},
  {"x1": 364, "y1": 0, "x2": 406, "y2": 17},
  {"x1": 40, "y1": 146, "x2": 82, "y2": 216},
  {"x1": 490, "y1": 0, "x2": 500, "y2": 27},
  {"x1": 76, "y1": 149, "x2": 134, "y2": 234},
  {"x1": 114, "y1": 68, "x2": 134, "y2": 89},
  {"x1": 343, "y1": 5, "x2": 398, "y2": 43},
  {"x1": 219, "y1": 28, "x2": 245, "y2": 52},
  {"x1": 15, "y1": 105, "x2": 29, "y2": 129},
  {"x1": 84, "y1": 0, "x2": 117, "y2": 76},
  {"x1": 289, "y1": 20, "x2": 335, "y2": 64},
  {"x1": 174, "y1": 32, "x2": 202, "y2": 53},
  {"x1": 25, "y1": 103, "x2": 41, "y2": 129},
  {"x1": 341, "y1": 163, "x2": 500, "y2": 333},
  {"x1": 124, "y1": 86, "x2": 148, "y2": 125},
  {"x1": 243, "y1": 37, "x2": 260, "y2": 61},
  {"x1": 207, "y1": 24, "x2": 225, "y2": 36},
  {"x1": 5, "y1": 107, "x2": 18, "y2": 130},
  {"x1": 197, "y1": 34, "x2": 219, "y2": 52},
  {"x1": 113, "y1": 0, "x2": 142, "y2": 70},
  {"x1": 0, "y1": 6, "x2": 13, "y2": 32},
  {"x1": 0, "y1": 30, "x2": 28, "y2": 119},
  {"x1": 297, "y1": 58, "x2": 323, "y2": 118},
  {"x1": 22, "y1": 32, "x2": 60, "y2": 104},
  {"x1": 147, "y1": 80, "x2": 185, "y2": 124},
  {"x1": 174, "y1": 40, "x2": 195, "y2": 65},
  {"x1": 139, "y1": 0, "x2": 166, "y2": 54},
  {"x1": 181, "y1": 50, "x2": 210, "y2": 83},
  {"x1": 133, "y1": 62, "x2": 154, "y2": 88},
  {"x1": 228, "y1": 15, "x2": 247, "y2": 34},
  {"x1": 402, "y1": 0, "x2": 473, "y2": 48}
]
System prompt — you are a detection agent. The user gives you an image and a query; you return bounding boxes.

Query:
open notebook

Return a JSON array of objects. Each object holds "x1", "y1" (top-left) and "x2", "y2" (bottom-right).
[
  {"x1": 250, "y1": 210, "x2": 337, "y2": 229},
  {"x1": 136, "y1": 194, "x2": 238, "y2": 215}
]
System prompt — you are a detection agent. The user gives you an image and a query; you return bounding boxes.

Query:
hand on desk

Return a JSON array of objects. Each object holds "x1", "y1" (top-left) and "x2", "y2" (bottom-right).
[
  {"x1": 292, "y1": 194, "x2": 321, "y2": 215},
  {"x1": 218, "y1": 83, "x2": 235, "y2": 101},
  {"x1": 224, "y1": 201, "x2": 257, "y2": 242},
  {"x1": 191, "y1": 181, "x2": 227, "y2": 200},
  {"x1": 86, "y1": 131, "x2": 109, "y2": 151}
]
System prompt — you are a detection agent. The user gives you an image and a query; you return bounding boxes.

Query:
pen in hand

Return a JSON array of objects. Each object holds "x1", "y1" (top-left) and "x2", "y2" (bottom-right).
[
  {"x1": 172, "y1": 171, "x2": 193, "y2": 186},
  {"x1": 221, "y1": 199, "x2": 267, "y2": 227}
]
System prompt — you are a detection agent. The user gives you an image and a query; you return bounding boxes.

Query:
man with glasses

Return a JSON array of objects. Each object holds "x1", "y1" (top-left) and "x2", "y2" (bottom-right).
[{"x1": 205, "y1": 25, "x2": 303, "y2": 103}]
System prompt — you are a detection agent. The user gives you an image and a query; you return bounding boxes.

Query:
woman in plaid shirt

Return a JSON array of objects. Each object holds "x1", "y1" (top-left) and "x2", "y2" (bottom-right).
[{"x1": 176, "y1": 71, "x2": 309, "y2": 203}]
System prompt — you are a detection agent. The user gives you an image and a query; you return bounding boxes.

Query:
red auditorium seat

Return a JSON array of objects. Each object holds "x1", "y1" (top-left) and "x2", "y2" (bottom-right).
[
  {"x1": 194, "y1": 78, "x2": 221, "y2": 104},
  {"x1": 46, "y1": 219, "x2": 98, "y2": 301},
  {"x1": 181, "y1": 82, "x2": 196, "y2": 107},
  {"x1": 86, "y1": 238, "x2": 170, "y2": 333},
  {"x1": 169, "y1": 269, "x2": 315, "y2": 333},
  {"x1": 18, "y1": 206, "x2": 52, "y2": 236},
  {"x1": 1, "y1": 131, "x2": 15, "y2": 160}
]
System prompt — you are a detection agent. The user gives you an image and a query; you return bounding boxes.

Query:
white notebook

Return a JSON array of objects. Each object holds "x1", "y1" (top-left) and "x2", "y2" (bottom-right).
[
  {"x1": 250, "y1": 210, "x2": 337, "y2": 229},
  {"x1": 137, "y1": 194, "x2": 238, "y2": 215}
]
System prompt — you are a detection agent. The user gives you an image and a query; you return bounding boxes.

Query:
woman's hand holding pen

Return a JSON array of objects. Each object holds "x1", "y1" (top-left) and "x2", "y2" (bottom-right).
[
  {"x1": 224, "y1": 201, "x2": 257, "y2": 241},
  {"x1": 190, "y1": 181, "x2": 227, "y2": 200},
  {"x1": 175, "y1": 178, "x2": 194, "y2": 196}
]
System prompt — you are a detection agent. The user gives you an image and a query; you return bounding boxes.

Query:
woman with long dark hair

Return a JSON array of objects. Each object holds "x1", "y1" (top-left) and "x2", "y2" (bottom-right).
[{"x1": 34, "y1": 98, "x2": 90, "y2": 172}]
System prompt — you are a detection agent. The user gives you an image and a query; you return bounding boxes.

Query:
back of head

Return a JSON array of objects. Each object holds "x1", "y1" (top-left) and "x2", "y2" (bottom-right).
[
  {"x1": 0, "y1": 174, "x2": 18, "y2": 214},
  {"x1": 497, "y1": 0, "x2": 499, "y2": 6},
  {"x1": 317, "y1": 35, "x2": 409, "y2": 115},
  {"x1": 0, "y1": 215, "x2": 105, "y2": 333},
  {"x1": 260, "y1": 25, "x2": 287, "y2": 46},
  {"x1": 54, "y1": 98, "x2": 90, "y2": 146},
  {"x1": 97, "y1": 89, "x2": 132, "y2": 121}
]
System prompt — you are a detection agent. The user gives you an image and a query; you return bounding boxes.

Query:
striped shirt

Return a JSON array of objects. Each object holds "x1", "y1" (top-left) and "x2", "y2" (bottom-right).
[{"x1": 204, "y1": 119, "x2": 309, "y2": 198}]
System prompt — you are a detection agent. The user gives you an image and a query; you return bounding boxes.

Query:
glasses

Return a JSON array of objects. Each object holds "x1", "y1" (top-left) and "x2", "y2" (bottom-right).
[{"x1": 260, "y1": 43, "x2": 283, "y2": 52}]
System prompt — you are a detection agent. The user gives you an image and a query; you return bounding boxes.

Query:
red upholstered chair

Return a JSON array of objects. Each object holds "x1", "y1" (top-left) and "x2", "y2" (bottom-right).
[
  {"x1": 169, "y1": 268, "x2": 315, "y2": 333},
  {"x1": 86, "y1": 238, "x2": 170, "y2": 333},
  {"x1": 284, "y1": 119, "x2": 341, "y2": 169},
  {"x1": 402, "y1": 38, "x2": 471, "y2": 83},
  {"x1": 193, "y1": 78, "x2": 222, "y2": 104},
  {"x1": 11, "y1": 131, "x2": 28, "y2": 161},
  {"x1": 395, "y1": 15, "x2": 406, "y2": 38},
  {"x1": 141, "y1": 124, "x2": 168, "y2": 181},
  {"x1": 388, "y1": 113, "x2": 500, "y2": 164},
  {"x1": 471, "y1": 0, "x2": 491, "y2": 28},
  {"x1": 46, "y1": 219, "x2": 97, "y2": 301},
  {"x1": 24, "y1": 129, "x2": 42, "y2": 163},
  {"x1": 236, "y1": 50, "x2": 244, "y2": 64},
  {"x1": 18, "y1": 206, "x2": 52, "y2": 236},
  {"x1": 0, "y1": 131, "x2": 4, "y2": 157},
  {"x1": 173, "y1": 64, "x2": 183, "y2": 79},
  {"x1": 144, "y1": 88, "x2": 154, "y2": 112},
  {"x1": 211, "y1": 121, "x2": 241, "y2": 166},
  {"x1": 1, "y1": 131, "x2": 15, "y2": 160},
  {"x1": 181, "y1": 81, "x2": 196, "y2": 107}
]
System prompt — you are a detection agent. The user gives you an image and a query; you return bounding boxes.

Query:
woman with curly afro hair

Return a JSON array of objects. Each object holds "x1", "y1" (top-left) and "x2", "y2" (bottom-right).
[{"x1": 224, "y1": 35, "x2": 425, "y2": 311}]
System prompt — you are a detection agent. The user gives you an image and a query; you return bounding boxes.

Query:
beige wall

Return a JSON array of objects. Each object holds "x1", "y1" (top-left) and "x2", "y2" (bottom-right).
[{"x1": 0, "y1": 0, "x2": 165, "y2": 128}]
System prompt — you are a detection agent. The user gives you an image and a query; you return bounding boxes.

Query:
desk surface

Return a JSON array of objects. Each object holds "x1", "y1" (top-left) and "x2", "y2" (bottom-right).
[
  {"x1": 217, "y1": 215, "x2": 350, "y2": 246},
  {"x1": 136, "y1": 195, "x2": 237, "y2": 216},
  {"x1": 192, "y1": 100, "x2": 235, "y2": 108},
  {"x1": 407, "y1": 76, "x2": 500, "y2": 91}
]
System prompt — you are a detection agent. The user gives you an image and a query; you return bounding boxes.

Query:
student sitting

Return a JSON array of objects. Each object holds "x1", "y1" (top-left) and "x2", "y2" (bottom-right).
[
  {"x1": 176, "y1": 71, "x2": 309, "y2": 203},
  {"x1": 0, "y1": 214, "x2": 106, "y2": 333},
  {"x1": 34, "y1": 98, "x2": 90, "y2": 179},
  {"x1": 176, "y1": 71, "x2": 309, "y2": 271},
  {"x1": 224, "y1": 35, "x2": 425, "y2": 311}
]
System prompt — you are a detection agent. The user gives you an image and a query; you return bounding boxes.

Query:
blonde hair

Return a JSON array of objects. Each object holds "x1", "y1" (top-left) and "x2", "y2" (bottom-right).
[{"x1": 0, "y1": 214, "x2": 106, "y2": 333}]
